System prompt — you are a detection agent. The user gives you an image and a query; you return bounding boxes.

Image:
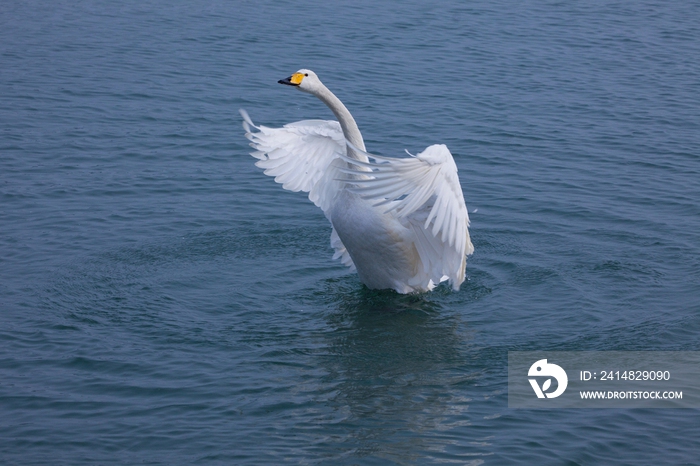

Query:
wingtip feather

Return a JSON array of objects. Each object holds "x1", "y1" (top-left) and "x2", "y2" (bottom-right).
[{"x1": 239, "y1": 109, "x2": 258, "y2": 133}]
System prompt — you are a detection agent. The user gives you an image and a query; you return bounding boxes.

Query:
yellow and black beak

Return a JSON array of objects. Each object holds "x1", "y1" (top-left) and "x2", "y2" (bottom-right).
[{"x1": 278, "y1": 73, "x2": 304, "y2": 86}]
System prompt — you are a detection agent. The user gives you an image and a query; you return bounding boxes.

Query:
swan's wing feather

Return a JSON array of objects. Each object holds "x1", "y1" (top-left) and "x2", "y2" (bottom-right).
[
  {"x1": 342, "y1": 143, "x2": 470, "y2": 248},
  {"x1": 241, "y1": 110, "x2": 353, "y2": 269},
  {"x1": 342, "y1": 143, "x2": 473, "y2": 289},
  {"x1": 242, "y1": 110, "x2": 345, "y2": 196}
]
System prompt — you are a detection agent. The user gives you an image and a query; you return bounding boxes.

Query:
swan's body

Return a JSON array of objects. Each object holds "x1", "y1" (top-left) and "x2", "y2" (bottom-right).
[{"x1": 241, "y1": 69, "x2": 473, "y2": 293}]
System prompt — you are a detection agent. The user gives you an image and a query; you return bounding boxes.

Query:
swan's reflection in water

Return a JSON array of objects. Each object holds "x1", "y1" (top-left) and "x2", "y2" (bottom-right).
[{"x1": 314, "y1": 279, "x2": 493, "y2": 463}]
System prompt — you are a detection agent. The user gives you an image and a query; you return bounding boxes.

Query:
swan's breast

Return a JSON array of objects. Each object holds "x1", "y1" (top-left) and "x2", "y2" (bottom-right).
[{"x1": 329, "y1": 191, "x2": 420, "y2": 292}]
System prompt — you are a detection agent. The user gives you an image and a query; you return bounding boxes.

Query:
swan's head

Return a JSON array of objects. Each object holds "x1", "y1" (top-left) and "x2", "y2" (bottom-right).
[{"x1": 278, "y1": 69, "x2": 322, "y2": 94}]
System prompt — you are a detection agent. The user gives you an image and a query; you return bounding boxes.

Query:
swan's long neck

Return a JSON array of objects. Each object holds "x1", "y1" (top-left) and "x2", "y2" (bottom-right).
[{"x1": 314, "y1": 85, "x2": 366, "y2": 157}]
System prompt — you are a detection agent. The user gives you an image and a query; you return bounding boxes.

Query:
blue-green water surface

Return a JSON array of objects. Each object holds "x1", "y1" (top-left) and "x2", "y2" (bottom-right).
[{"x1": 1, "y1": 1, "x2": 699, "y2": 464}]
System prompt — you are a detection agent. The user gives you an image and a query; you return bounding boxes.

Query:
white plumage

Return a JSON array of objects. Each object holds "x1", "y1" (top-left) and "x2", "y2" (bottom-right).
[{"x1": 241, "y1": 69, "x2": 473, "y2": 293}]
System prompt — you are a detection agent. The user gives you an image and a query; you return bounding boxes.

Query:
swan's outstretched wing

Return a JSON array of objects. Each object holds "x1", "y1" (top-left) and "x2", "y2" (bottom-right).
[
  {"x1": 340, "y1": 143, "x2": 473, "y2": 289},
  {"x1": 241, "y1": 109, "x2": 354, "y2": 269},
  {"x1": 241, "y1": 109, "x2": 344, "y2": 196}
]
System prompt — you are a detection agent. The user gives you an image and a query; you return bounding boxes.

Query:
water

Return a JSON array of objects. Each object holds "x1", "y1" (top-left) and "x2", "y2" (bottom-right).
[{"x1": 1, "y1": 0, "x2": 699, "y2": 464}]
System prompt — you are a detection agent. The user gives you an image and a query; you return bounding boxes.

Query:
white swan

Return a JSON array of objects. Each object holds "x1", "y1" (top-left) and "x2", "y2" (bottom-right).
[{"x1": 240, "y1": 69, "x2": 473, "y2": 293}]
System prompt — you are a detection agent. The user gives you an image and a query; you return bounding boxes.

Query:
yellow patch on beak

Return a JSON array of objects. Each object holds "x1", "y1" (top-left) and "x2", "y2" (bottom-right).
[{"x1": 290, "y1": 73, "x2": 305, "y2": 85}]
